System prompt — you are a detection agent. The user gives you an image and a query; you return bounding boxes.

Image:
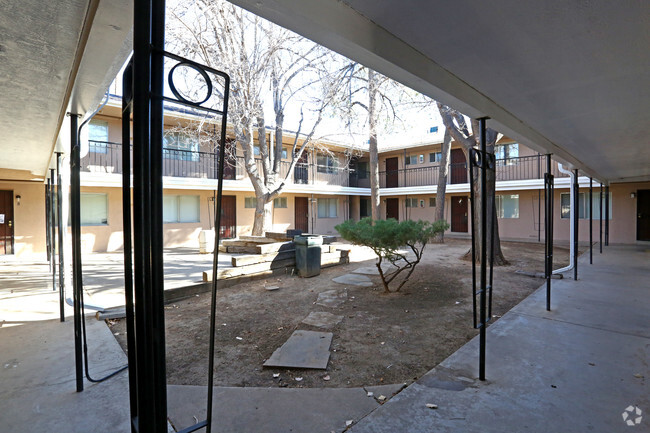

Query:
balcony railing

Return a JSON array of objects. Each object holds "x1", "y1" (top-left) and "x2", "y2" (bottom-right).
[
  {"x1": 81, "y1": 141, "x2": 369, "y2": 188},
  {"x1": 378, "y1": 155, "x2": 569, "y2": 188},
  {"x1": 80, "y1": 143, "x2": 567, "y2": 189}
]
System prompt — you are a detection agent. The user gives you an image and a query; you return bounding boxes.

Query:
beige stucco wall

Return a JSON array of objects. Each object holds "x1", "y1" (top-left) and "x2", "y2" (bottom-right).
[{"x1": 0, "y1": 181, "x2": 46, "y2": 258}]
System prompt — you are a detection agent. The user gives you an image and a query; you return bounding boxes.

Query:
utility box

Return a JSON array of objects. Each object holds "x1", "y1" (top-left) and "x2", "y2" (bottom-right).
[{"x1": 294, "y1": 234, "x2": 323, "y2": 277}]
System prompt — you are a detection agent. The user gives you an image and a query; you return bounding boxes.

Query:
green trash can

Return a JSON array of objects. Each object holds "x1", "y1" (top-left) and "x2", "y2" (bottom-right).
[{"x1": 294, "y1": 234, "x2": 323, "y2": 277}]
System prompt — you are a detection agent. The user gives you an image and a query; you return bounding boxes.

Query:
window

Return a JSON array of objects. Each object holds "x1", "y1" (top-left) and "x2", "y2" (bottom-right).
[
  {"x1": 317, "y1": 198, "x2": 338, "y2": 218},
  {"x1": 274, "y1": 197, "x2": 287, "y2": 208},
  {"x1": 80, "y1": 193, "x2": 108, "y2": 225},
  {"x1": 419, "y1": 154, "x2": 424, "y2": 163},
  {"x1": 88, "y1": 120, "x2": 109, "y2": 153},
  {"x1": 163, "y1": 132, "x2": 199, "y2": 161},
  {"x1": 281, "y1": 147, "x2": 288, "y2": 159},
  {"x1": 405, "y1": 155, "x2": 418, "y2": 165},
  {"x1": 253, "y1": 146, "x2": 260, "y2": 156},
  {"x1": 360, "y1": 197, "x2": 371, "y2": 218},
  {"x1": 561, "y1": 192, "x2": 612, "y2": 219},
  {"x1": 163, "y1": 195, "x2": 200, "y2": 223},
  {"x1": 495, "y1": 143, "x2": 519, "y2": 161},
  {"x1": 429, "y1": 152, "x2": 442, "y2": 163},
  {"x1": 244, "y1": 197, "x2": 256, "y2": 208},
  {"x1": 405, "y1": 198, "x2": 419, "y2": 208},
  {"x1": 317, "y1": 153, "x2": 339, "y2": 174},
  {"x1": 429, "y1": 197, "x2": 437, "y2": 207},
  {"x1": 496, "y1": 194, "x2": 519, "y2": 218}
]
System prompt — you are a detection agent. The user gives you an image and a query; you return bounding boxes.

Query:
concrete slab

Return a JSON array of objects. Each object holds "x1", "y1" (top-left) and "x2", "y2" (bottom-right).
[
  {"x1": 263, "y1": 330, "x2": 333, "y2": 369},
  {"x1": 351, "y1": 245, "x2": 650, "y2": 433},
  {"x1": 315, "y1": 289, "x2": 348, "y2": 308},
  {"x1": 352, "y1": 266, "x2": 381, "y2": 275},
  {"x1": 301, "y1": 311, "x2": 344, "y2": 329},
  {"x1": 332, "y1": 273, "x2": 374, "y2": 287},
  {"x1": 167, "y1": 385, "x2": 380, "y2": 433}
]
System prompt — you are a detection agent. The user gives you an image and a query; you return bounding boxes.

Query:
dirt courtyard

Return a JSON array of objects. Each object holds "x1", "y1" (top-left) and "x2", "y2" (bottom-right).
[{"x1": 110, "y1": 239, "x2": 576, "y2": 389}]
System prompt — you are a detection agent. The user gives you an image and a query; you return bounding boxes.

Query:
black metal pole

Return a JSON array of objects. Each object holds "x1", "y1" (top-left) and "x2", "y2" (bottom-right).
[
  {"x1": 600, "y1": 183, "x2": 603, "y2": 253},
  {"x1": 45, "y1": 179, "x2": 51, "y2": 266},
  {"x1": 70, "y1": 113, "x2": 84, "y2": 392},
  {"x1": 478, "y1": 117, "x2": 487, "y2": 381},
  {"x1": 49, "y1": 170, "x2": 57, "y2": 298},
  {"x1": 589, "y1": 178, "x2": 593, "y2": 264},
  {"x1": 573, "y1": 169, "x2": 579, "y2": 280},
  {"x1": 131, "y1": 0, "x2": 168, "y2": 429},
  {"x1": 122, "y1": 61, "x2": 139, "y2": 427},
  {"x1": 538, "y1": 189, "x2": 541, "y2": 242},
  {"x1": 545, "y1": 154, "x2": 554, "y2": 311},
  {"x1": 56, "y1": 155, "x2": 65, "y2": 322},
  {"x1": 605, "y1": 185, "x2": 609, "y2": 246}
]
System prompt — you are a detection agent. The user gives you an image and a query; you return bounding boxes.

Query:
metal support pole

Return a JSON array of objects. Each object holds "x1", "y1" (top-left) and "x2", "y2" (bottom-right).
[
  {"x1": 478, "y1": 117, "x2": 488, "y2": 381},
  {"x1": 605, "y1": 185, "x2": 609, "y2": 246},
  {"x1": 56, "y1": 154, "x2": 65, "y2": 321},
  {"x1": 69, "y1": 114, "x2": 84, "y2": 392},
  {"x1": 49, "y1": 170, "x2": 57, "y2": 299},
  {"x1": 589, "y1": 178, "x2": 593, "y2": 264},
  {"x1": 45, "y1": 179, "x2": 51, "y2": 266},
  {"x1": 544, "y1": 154, "x2": 554, "y2": 311},
  {"x1": 538, "y1": 189, "x2": 541, "y2": 242},
  {"x1": 573, "y1": 169, "x2": 579, "y2": 280},
  {"x1": 131, "y1": 0, "x2": 168, "y2": 429},
  {"x1": 600, "y1": 183, "x2": 603, "y2": 253}
]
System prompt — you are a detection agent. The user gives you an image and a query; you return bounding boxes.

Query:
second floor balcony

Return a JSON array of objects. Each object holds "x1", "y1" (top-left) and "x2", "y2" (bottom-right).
[
  {"x1": 379, "y1": 154, "x2": 570, "y2": 188},
  {"x1": 80, "y1": 141, "x2": 371, "y2": 189}
]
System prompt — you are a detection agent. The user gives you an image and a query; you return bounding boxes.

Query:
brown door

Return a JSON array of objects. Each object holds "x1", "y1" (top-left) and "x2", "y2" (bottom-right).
[
  {"x1": 0, "y1": 190, "x2": 14, "y2": 254},
  {"x1": 386, "y1": 198, "x2": 399, "y2": 220},
  {"x1": 451, "y1": 195, "x2": 468, "y2": 232},
  {"x1": 295, "y1": 197, "x2": 309, "y2": 232},
  {"x1": 294, "y1": 152, "x2": 309, "y2": 184},
  {"x1": 219, "y1": 195, "x2": 236, "y2": 239},
  {"x1": 385, "y1": 157, "x2": 399, "y2": 188},
  {"x1": 637, "y1": 190, "x2": 650, "y2": 241},
  {"x1": 450, "y1": 149, "x2": 467, "y2": 184}
]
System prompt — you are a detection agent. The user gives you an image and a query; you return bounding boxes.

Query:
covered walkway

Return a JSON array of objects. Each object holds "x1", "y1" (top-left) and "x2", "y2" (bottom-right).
[{"x1": 351, "y1": 245, "x2": 649, "y2": 432}]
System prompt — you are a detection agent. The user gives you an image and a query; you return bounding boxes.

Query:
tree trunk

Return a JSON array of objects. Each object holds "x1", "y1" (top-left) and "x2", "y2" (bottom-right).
[
  {"x1": 368, "y1": 69, "x2": 380, "y2": 221},
  {"x1": 464, "y1": 143, "x2": 508, "y2": 265},
  {"x1": 251, "y1": 196, "x2": 273, "y2": 236},
  {"x1": 433, "y1": 130, "x2": 451, "y2": 242}
]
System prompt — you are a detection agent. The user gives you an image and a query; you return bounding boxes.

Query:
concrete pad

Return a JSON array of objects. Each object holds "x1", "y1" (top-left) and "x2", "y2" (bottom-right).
[
  {"x1": 167, "y1": 385, "x2": 380, "y2": 433},
  {"x1": 351, "y1": 246, "x2": 650, "y2": 433},
  {"x1": 301, "y1": 311, "x2": 344, "y2": 329},
  {"x1": 332, "y1": 273, "x2": 374, "y2": 287},
  {"x1": 352, "y1": 266, "x2": 381, "y2": 275},
  {"x1": 315, "y1": 289, "x2": 348, "y2": 308},
  {"x1": 263, "y1": 330, "x2": 333, "y2": 369}
]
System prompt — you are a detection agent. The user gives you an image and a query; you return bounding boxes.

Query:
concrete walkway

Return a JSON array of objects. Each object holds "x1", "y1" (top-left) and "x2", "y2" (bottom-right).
[{"x1": 350, "y1": 245, "x2": 650, "y2": 433}]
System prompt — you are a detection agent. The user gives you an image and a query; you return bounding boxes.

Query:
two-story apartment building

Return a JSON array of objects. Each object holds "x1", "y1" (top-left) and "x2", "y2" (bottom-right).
[{"x1": 1, "y1": 97, "x2": 648, "y2": 258}]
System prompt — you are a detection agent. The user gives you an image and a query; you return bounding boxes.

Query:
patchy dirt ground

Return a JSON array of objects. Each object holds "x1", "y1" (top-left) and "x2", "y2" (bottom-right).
[{"x1": 109, "y1": 239, "x2": 577, "y2": 389}]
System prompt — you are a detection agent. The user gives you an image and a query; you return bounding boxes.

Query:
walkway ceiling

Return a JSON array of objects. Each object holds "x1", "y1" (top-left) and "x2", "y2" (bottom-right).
[
  {"x1": 229, "y1": 0, "x2": 650, "y2": 183},
  {"x1": 0, "y1": 0, "x2": 132, "y2": 181}
]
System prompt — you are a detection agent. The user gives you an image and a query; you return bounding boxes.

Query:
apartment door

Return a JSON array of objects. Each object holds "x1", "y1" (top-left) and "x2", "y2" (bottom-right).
[
  {"x1": 450, "y1": 149, "x2": 467, "y2": 184},
  {"x1": 637, "y1": 190, "x2": 650, "y2": 241},
  {"x1": 294, "y1": 152, "x2": 309, "y2": 184},
  {"x1": 451, "y1": 195, "x2": 468, "y2": 232},
  {"x1": 385, "y1": 157, "x2": 399, "y2": 188},
  {"x1": 219, "y1": 195, "x2": 236, "y2": 239},
  {"x1": 0, "y1": 190, "x2": 14, "y2": 254},
  {"x1": 386, "y1": 198, "x2": 399, "y2": 220},
  {"x1": 295, "y1": 197, "x2": 309, "y2": 232}
]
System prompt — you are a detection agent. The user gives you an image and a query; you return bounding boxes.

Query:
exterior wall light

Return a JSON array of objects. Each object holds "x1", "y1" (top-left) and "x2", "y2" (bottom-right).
[
  {"x1": 631, "y1": 192, "x2": 636, "y2": 199},
  {"x1": 15, "y1": 195, "x2": 21, "y2": 205}
]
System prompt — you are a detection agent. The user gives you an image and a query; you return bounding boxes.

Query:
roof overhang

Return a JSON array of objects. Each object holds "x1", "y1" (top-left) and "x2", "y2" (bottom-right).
[{"x1": 228, "y1": 0, "x2": 650, "y2": 184}]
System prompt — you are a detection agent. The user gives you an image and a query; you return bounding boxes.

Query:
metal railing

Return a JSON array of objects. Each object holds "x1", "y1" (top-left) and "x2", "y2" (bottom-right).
[{"x1": 81, "y1": 143, "x2": 568, "y2": 188}]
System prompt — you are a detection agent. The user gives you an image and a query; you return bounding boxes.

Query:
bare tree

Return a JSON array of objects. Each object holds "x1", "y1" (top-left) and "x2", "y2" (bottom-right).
[
  {"x1": 438, "y1": 103, "x2": 507, "y2": 265},
  {"x1": 168, "y1": 0, "x2": 346, "y2": 234}
]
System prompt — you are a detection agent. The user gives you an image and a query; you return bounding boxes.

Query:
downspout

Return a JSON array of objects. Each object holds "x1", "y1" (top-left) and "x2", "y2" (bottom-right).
[{"x1": 553, "y1": 163, "x2": 574, "y2": 275}]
